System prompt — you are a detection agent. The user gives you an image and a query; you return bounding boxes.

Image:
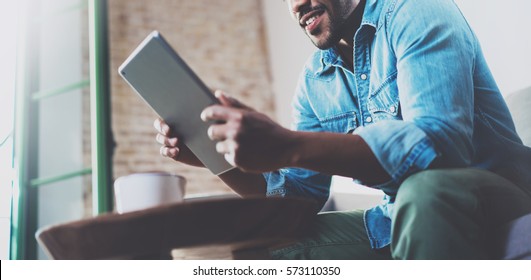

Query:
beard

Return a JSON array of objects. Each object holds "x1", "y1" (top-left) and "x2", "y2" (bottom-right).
[
  {"x1": 305, "y1": 1, "x2": 355, "y2": 50},
  {"x1": 308, "y1": 15, "x2": 344, "y2": 50}
]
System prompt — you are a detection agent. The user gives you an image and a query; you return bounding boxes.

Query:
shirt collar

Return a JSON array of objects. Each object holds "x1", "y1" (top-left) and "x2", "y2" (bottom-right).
[
  {"x1": 319, "y1": 0, "x2": 384, "y2": 69},
  {"x1": 361, "y1": 0, "x2": 384, "y2": 30}
]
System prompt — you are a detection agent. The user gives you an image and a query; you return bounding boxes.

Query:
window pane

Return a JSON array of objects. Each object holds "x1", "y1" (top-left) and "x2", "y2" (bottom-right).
[
  {"x1": 37, "y1": 174, "x2": 91, "y2": 260},
  {"x1": 0, "y1": 1, "x2": 19, "y2": 260}
]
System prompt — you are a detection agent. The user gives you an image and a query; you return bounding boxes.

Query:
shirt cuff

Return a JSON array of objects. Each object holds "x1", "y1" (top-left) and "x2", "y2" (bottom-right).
[{"x1": 354, "y1": 120, "x2": 439, "y2": 194}]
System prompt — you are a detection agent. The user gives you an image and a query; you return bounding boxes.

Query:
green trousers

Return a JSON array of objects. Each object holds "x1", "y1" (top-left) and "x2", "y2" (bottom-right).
[{"x1": 270, "y1": 169, "x2": 531, "y2": 260}]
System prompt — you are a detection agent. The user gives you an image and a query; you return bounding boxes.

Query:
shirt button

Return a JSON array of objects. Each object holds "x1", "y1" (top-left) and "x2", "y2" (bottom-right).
[
  {"x1": 390, "y1": 106, "x2": 396, "y2": 113},
  {"x1": 360, "y1": 74, "x2": 368, "y2": 80},
  {"x1": 365, "y1": 116, "x2": 373, "y2": 123}
]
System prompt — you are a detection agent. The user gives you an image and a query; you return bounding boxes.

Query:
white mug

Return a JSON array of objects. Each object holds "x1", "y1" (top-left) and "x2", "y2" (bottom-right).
[{"x1": 114, "y1": 172, "x2": 186, "y2": 214}]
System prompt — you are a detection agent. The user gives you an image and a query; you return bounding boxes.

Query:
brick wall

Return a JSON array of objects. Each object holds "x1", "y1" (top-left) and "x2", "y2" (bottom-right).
[{"x1": 107, "y1": 0, "x2": 274, "y2": 196}]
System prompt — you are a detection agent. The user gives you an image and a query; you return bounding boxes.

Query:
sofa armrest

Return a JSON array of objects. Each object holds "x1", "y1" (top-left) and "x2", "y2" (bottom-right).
[{"x1": 496, "y1": 213, "x2": 531, "y2": 260}]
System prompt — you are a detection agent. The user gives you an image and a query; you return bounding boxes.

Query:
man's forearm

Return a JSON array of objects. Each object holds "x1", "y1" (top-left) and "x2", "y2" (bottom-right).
[
  {"x1": 286, "y1": 131, "x2": 391, "y2": 185},
  {"x1": 218, "y1": 168, "x2": 267, "y2": 197},
  {"x1": 218, "y1": 131, "x2": 387, "y2": 196}
]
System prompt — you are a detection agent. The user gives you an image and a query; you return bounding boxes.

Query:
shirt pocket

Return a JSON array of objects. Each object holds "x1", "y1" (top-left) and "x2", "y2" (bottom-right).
[
  {"x1": 319, "y1": 112, "x2": 358, "y2": 134},
  {"x1": 368, "y1": 72, "x2": 401, "y2": 121}
]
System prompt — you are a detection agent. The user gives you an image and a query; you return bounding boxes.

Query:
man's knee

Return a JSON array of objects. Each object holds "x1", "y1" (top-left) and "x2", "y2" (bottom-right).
[
  {"x1": 395, "y1": 169, "x2": 466, "y2": 210},
  {"x1": 392, "y1": 169, "x2": 486, "y2": 259},
  {"x1": 392, "y1": 168, "x2": 530, "y2": 259}
]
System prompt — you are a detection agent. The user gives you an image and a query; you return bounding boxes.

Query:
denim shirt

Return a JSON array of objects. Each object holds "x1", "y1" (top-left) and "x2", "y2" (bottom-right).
[{"x1": 264, "y1": 0, "x2": 531, "y2": 249}]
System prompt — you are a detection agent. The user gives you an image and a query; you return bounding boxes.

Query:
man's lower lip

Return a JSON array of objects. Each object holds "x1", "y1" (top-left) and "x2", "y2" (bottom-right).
[{"x1": 305, "y1": 14, "x2": 322, "y2": 33}]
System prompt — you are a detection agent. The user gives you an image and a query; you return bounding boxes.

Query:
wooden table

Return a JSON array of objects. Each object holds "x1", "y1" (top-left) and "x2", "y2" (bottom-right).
[{"x1": 36, "y1": 197, "x2": 318, "y2": 260}]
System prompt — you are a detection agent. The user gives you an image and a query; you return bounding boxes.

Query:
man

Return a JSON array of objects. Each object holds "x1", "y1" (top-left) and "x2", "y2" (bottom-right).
[{"x1": 155, "y1": 0, "x2": 531, "y2": 259}]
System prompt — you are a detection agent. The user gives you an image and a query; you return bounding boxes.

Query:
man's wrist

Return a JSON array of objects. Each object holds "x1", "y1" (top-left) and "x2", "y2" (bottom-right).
[{"x1": 281, "y1": 130, "x2": 305, "y2": 168}]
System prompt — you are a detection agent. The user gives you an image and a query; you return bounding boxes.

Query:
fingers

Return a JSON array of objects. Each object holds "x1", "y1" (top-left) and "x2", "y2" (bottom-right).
[
  {"x1": 201, "y1": 105, "x2": 240, "y2": 122},
  {"x1": 214, "y1": 90, "x2": 253, "y2": 111},
  {"x1": 207, "y1": 124, "x2": 236, "y2": 141},
  {"x1": 153, "y1": 118, "x2": 170, "y2": 135},
  {"x1": 155, "y1": 118, "x2": 179, "y2": 160},
  {"x1": 224, "y1": 152, "x2": 236, "y2": 167},
  {"x1": 156, "y1": 133, "x2": 178, "y2": 147},
  {"x1": 215, "y1": 140, "x2": 237, "y2": 154},
  {"x1": 157, "y1": 133, "x2": 179, "y2": 160},
  {"x1": 159, "y1": 146, "x2": 179, "y2": 159},
  {"x1": 215, "y1": 90, "x2": 238, "y2": 107},
  {"x1": 202, "y1": 96, "x2": 247, "y2": 167},
  {"x1": 215, "y1": 140, "x2": 237, "y2": 167}
]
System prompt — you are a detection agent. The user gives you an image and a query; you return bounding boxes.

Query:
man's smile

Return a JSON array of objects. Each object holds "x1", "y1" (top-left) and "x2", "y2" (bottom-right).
[{"x1": 299, "y1": 6, "x2": 326, "y2": 34}]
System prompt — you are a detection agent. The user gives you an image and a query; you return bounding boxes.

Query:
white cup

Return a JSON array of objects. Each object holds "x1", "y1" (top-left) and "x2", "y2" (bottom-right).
[{"x1": 114, "y1": 172, "x2": 186, "y2": 214}]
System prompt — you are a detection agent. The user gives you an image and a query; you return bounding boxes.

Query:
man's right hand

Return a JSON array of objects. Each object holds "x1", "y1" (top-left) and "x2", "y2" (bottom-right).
[{"x1": 154, "y1": 118, "x2": 204, "y2": 167}]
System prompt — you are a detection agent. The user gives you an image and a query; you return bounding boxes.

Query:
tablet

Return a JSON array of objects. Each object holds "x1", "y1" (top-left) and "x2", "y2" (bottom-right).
[{"x1": 118, "y1": 31, "x2": 235, "y2": 175}]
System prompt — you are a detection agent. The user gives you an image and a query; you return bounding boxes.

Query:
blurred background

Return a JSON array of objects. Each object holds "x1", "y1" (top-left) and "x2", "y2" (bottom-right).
[{"x1": 1, "y1": 0, "x2": 530, "y2": 259}]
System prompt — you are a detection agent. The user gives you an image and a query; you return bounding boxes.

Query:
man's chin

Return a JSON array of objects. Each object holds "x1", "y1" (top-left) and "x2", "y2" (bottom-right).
[
  {"x1": 310, "y1": 37, "x2": 336, "y2": 50},
  {"x1": 307, "y1": 29, "x2": 342, "y2": 50},
  {"x1": 306, "y1": 30, "x2": 336, "y2": 50}
]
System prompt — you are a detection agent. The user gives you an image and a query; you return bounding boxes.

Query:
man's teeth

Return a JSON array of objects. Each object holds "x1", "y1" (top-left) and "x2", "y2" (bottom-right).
[{"x1": 306, "y1": 16, "x2": 317, "y2": 26}]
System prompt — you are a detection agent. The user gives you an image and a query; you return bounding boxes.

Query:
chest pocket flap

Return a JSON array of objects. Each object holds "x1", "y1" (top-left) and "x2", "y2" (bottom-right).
[
  {"x1": 368, "y1": 72, "x2": 401, "y2": 120},
  {"x1": 319, "y1": 112, "x2": 358, "y2": 134}
]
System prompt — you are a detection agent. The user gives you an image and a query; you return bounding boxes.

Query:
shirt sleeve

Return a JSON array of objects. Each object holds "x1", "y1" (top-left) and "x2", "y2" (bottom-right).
[
  {"x1": 354, "y1": 0, "x2": 477, "y2": 193},
  {"x1": 264, "y1": 73, "x2": 332, "y2": 209}
]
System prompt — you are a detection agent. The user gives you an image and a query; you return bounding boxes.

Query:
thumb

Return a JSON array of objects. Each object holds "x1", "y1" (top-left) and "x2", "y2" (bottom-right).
[{"x1": 215, "y1": 90, "x2": 253, "y2": 111}]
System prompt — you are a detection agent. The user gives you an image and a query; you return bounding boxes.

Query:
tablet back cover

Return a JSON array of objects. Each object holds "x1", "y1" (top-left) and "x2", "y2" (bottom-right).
[{"x1": 119, "y1": 31, "x2": 234, "y2": 175}]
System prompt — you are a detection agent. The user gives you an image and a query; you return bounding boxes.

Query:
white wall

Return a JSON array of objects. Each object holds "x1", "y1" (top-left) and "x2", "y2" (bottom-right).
[
  {"x1": 262, "y1": 0, "x2": 315, "y2": 127},
  {"x1": 263, "y1": 0, "x2": 531, "y2": 127},
  {"x1": 454, "y1": 0, "x2": 531, "y2": 95}
]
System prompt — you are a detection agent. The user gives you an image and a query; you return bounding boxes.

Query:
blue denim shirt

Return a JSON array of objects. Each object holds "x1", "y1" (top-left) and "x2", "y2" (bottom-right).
[{"x1": 265, "y1": 0, "x2": 531, "y2": 249}]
